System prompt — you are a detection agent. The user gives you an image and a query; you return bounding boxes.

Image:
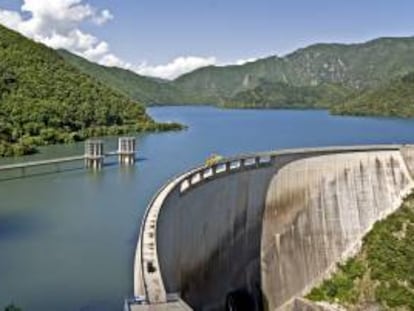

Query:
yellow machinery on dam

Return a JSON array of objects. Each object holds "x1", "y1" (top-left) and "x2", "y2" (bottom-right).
[{"x1": 128, "y1": 145, "x2": 414, "y2": 311}]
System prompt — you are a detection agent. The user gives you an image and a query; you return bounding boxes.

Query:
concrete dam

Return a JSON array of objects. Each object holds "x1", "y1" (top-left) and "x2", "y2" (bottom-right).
[{"x1": 131, "y1": 145, "x2": 414, "y2": 311}]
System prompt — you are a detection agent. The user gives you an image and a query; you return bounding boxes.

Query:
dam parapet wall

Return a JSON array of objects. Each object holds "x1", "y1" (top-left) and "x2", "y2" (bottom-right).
[{"x1": 133, "y1": 145, "x2": 414, "y2": 311}]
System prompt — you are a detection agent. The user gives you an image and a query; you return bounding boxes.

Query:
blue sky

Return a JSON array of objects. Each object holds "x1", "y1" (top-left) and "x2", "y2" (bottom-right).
[
  {"x1": 96, "y1": 0, "x2": 414, "y2": 62},
  {"x1": 1, "y1": 0, "x2": 414, "y2": 78}
]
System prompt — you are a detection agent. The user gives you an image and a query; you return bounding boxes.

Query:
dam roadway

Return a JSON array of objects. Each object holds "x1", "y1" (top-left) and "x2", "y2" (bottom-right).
[{"x1": 130, "y1": 144, "x2": 414, "y2": 311}]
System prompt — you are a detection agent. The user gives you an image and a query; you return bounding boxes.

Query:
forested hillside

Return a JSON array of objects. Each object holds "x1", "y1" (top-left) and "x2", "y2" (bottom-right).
[
  {"x1": 174, "y1": 37, "x2": 414, "y2": 103},
  {"x1": 0, "y1": 25, "x2": 181, "y2": 157},
  {"x1": 58, "y1": 49, "x2": 186, "y2": 104},
  {"x1": 332, "y1": 72, "x2": 414, "y2": 117},
  {"x1": 59, "y1": 36, "x2": 414, "y2": 117},
  {"x1": 223, "y1": 80, "x2": 353, "y2": 109}
]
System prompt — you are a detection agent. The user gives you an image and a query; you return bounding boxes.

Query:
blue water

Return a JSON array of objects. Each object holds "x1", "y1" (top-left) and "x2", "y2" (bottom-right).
[{"x1": 0, "y1": 106, "x2": 414, "y2": 311}]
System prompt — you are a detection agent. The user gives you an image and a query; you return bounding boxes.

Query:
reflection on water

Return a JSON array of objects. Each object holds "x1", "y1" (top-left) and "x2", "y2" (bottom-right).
[{"x1": 1, "y1": 106, "x2": 414, "y2": 311}]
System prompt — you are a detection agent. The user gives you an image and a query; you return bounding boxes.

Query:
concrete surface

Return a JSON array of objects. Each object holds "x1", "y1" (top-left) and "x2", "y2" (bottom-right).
[
  {"x1": 133, "y1": 145, "x2": 414, "y2": 311},
  {"x1": 262, "y1": 150, "x2": 414, "y2": 310}
]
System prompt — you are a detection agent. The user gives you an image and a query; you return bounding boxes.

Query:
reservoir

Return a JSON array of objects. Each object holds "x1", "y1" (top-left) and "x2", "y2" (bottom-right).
[{"x1": 1, "y1": 106, "x2": 414, "y2": 311}]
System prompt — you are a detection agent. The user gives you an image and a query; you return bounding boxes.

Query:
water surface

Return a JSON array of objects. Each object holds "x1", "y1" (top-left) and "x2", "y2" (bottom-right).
[{"x1": 1, "y1": 107, "x2": 414, "y2": 311}]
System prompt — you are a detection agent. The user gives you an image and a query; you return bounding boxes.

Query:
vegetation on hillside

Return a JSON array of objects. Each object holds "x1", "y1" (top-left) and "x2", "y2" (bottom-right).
[
  {"x1": 332, "y1": 72, "x2": 414, "y2": 118},
  {"x1": 222, "y1": 80, "x2": 353, "y2": 109},
  {"x1": 0, "y1": 25, "x2": 182, "y2": 157},
  {"x1": 307, "y1": 192, "x2": 414, "y2": 310},
  {"x1": 58, "y1": 49, "x2": 186, "y2": 105},
  {"x1": 174, "y1": 37, "x2": 414, "y2": 104},
  {"x1": 60, "y1": 36, "x2": 414, "y2": 117}
]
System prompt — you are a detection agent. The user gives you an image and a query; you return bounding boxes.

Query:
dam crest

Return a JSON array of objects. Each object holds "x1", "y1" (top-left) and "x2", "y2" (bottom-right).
[{"x1": 130, "y1": 145, "x2": 414, "y2": 311}]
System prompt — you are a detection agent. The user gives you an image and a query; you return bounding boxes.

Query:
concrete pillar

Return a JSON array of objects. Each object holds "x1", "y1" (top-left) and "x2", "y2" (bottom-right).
[
  {"x1": 85, "y1": 139, "x2": 104, "y2": 170},
  {"x1": 118, "y1": 137, "x2": 136, "y2": 166}
]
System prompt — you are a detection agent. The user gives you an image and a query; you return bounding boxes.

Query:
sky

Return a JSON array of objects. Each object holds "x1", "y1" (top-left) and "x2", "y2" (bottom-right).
[{"x1": 0, "y1": 0, "x2": 414, "y2": 79}]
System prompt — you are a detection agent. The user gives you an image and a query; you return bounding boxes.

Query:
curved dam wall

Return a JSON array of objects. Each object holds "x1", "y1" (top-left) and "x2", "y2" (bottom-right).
[
  {"x1": 157, "y1": 163, "x2": 278, "y2": 310},
  {"x1": 262, "y1": 149, "x2": 414, "y2": 310},
  {"x1": 134, "y1": 145, "x2": 414, "y2": 311}
]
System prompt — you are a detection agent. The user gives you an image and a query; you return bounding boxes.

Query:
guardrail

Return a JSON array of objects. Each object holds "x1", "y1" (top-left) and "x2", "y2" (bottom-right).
[
  {"x1": 180, "y1": 154, "x2": 274, "y2": 193},
  {"x1": 0, "y1": 150, "x2": 133, "y2": 178},
  {"x1": 135, "y1": 165, "x2": 202, "y2": 303},
  {"x1": 0, "y1": 155, "x2": 85, "y2": 172}
]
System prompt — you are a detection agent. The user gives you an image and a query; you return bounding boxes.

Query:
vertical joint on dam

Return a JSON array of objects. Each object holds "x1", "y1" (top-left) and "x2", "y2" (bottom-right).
[
  {"x1": 118, "y1": 137, "x2": 136, "y2": 165},
  {"x1": 85, "y1": 139, "x2": 104, "y2": 170}
]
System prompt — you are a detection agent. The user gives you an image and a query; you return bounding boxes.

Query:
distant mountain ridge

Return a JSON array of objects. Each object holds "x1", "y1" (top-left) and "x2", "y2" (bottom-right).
[
  {"x1": 173, "y1": 37, "x2": 414, "y2": 103},
  {"x1": 3, "y1": 20, "x2": 414, "y2": 120},
  {"x1": 59, "y1": 36, "x2": 414, "y2": 115}
]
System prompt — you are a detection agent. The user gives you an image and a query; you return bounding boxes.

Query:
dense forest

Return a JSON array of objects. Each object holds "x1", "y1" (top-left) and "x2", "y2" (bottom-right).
[
  {"x1": 307, "y1": 192, "x2": 414, "y2": 310},
  {"x1": 58, "y1": 49, "x2": 187, "y2": 104},
  {"x1": 332, "y1": 72, "x2": 414, "y2": 117},
  {"x1": 173, "y1": 37, "x2": 414, "y2": 106},
  {"x1": 225, "y1": 72, "x2": 414, "y2": 117},
  {"x1": 0, "y1": 25, "x2": 182, "y2": 157},
  {"x1": 222, "y1": 80, "x2": 353, "y2": 109}
]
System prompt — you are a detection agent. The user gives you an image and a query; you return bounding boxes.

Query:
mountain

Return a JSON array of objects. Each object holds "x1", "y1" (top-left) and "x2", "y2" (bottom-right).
[
  {"x1": 56, "y1": 37, "x2": 414, "y2": 115},
  {"x1": 174, "y1": 37, "x2": 414, "y2": 104},
  {"x1": 0, "y1": 24, "x2": 180, "y2": 157},
  {"x1": 58, "y1": 49, "x2": 186, "y2": 104},
  {"x1": 4, "y1": 20, "x2": 414, "y2": 147},
  {"x1": 332, "y1": 72, "x2": 414, "y2": 117}
]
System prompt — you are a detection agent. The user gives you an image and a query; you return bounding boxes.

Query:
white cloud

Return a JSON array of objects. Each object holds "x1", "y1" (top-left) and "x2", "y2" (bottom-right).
[
  {"x1": 0, "y1": 0, "x2": 128, "y2": 67},
  {"x1": 101, "y1": 53, "x2": 131, "y2": 68},
  {"x1": 93, "y1": 9, "x2": 113, "y2": 26},
  {"x1": 136, "y1": 56, "x2": 217, "y2": 80},
  {"x1": 0, "y1": 0, "x2": 260, "y2": 79},
  {"x1": 135, "y1": 56, "x2": 261, "y2": 80},
  {"x1": 0, "y1": 9, "x2": 23, "y2": 30},
  {"x1": 235, "y1": 57, "x2": 258, "y2": 65}
]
